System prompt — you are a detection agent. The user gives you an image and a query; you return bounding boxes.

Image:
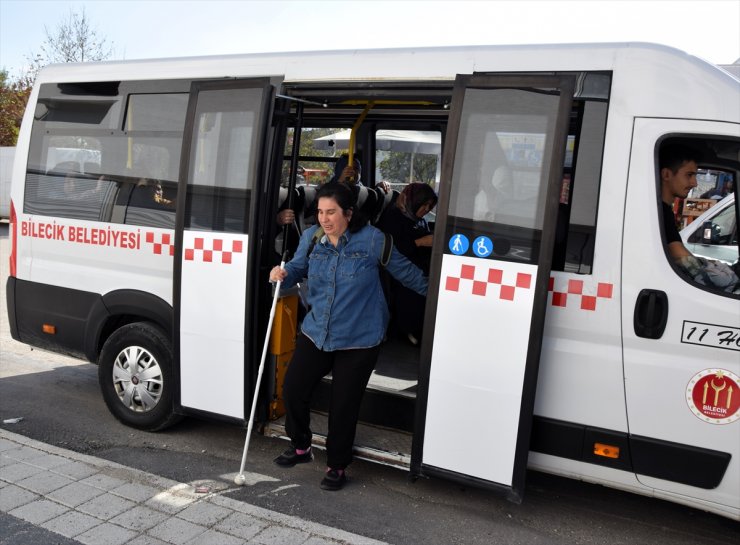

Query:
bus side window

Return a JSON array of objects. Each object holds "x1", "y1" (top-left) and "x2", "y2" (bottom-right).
[{"x1": 658, "y1": 138, "x2": 740, "y2": 295}]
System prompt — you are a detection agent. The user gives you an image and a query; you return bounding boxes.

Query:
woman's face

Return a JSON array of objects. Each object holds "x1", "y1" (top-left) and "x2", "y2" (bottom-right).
[
  {"x1": 317, "y1": 196, "x2": 351, "y2": 237},
  {"x1": 415, "y1": 200, "x2": 435, "y2": 218}
]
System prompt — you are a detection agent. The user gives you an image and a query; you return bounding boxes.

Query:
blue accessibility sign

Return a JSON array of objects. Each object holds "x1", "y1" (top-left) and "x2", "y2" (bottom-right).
[
  {"x1": 448, "y1": 234, "x2": 469, "y2": 255},
  {"x1": 472, "y1": 236, "x2": 493, "y2": 257}
]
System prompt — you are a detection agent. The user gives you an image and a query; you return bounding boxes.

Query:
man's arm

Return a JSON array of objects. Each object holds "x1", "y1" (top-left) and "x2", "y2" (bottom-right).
[{"x1": 667, "y1": 240, "x2": 693, "y2": 261}]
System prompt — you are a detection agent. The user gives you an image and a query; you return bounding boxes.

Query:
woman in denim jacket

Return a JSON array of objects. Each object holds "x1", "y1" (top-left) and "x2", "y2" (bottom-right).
[{"x1": 269, "y1": 182, "x2": 428, "y2": 491}]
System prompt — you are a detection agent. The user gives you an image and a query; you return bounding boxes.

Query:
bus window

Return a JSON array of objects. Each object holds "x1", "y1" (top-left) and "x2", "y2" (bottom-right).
[{"x1": 24, "y1": 83, "x2": 187, "y2": 227}]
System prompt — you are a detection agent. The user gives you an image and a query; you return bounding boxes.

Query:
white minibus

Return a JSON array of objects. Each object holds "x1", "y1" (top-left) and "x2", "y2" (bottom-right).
[{"x1": 6, "y1": 42, "x2": 739, "y2": 519}]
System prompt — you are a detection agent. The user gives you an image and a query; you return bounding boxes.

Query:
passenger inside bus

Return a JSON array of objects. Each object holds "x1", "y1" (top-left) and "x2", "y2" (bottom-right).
[
  {"x1": 377, "y1": 182, "x2": 438, "y2": 345},
  {"x1": 659, "y1": 142, "x2": 739, "y2": 293}
]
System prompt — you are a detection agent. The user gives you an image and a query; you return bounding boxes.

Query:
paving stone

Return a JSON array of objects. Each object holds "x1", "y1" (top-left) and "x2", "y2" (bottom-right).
[
  {"x1": 2, "y1": 445, "x2": 41, "y2": 461},
  {"x1": 76, "y1": 521, "x2": 139, "y2": 545},
  {"x1": 214, "y1": 511, "x2": 268, "y2": 540},
  {"x1": 48, "y1": 481, "x2": 106, "y2": 507},
  {"x1": 1, "y1": 461, "x2": 41, "y2": 482},
  {"x1": 127, "y1": 535, "x2": 171, "y2": 545},
  {"x1": 77, "y1": 492, "x2": 137, "y2": 520},
  {"x1": 0, "y1": 484, "x2": 39, "y2": 511},
  {"x1": 52, "y1": 460, "x2": 99, "y2": 480},
  {"x1": 145, "y1": 489, "x2": 197, "y2": 515},
  {"x1": 80, "y1": 472, "x2": 129, "y2": 491},
  {"x1": 177, "y1": 501, "x2": 232, "y2": 526},
  {"x1": 0, "y1": 453, "x2": 17, "y2": 467},
  {"x1": 185, "y1": 528, "x2": 246, "y2": 545},
  {"x1": 0, "y1": 438, "x2": 21, "y2": 452},
  {"x1": 147, "y1": 517, "x2": 206, "y2": 544},
  {"x1": 109, "y1": 505, "x2": 169, "y2": 532},
  {"x1": 41, "y1": 510, "x2": 102, "y2": 538},
  {"x1": 9, "y1": 498, "x2": 69, "y2": 524},
  {"x1": 112, "y1": 481, "x2": 160, "y2": 502},
  {"x1": 303, "y1": 537, "x2": 342, "y2": 545},
  {"x1": 252, "y1": 525, "x2": 313, "y2": 545},
  {"x1": 25, "y1": 452, "x2": 70, "y2": 469},
  {"x1": 16, "y1": 470, "x2": 74, "y2": 494}
]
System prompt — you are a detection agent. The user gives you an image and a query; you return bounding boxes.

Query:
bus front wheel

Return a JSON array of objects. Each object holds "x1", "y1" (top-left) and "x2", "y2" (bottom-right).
[{"x1": 98, "y1": 322, "x2": 181, "y2": 431}]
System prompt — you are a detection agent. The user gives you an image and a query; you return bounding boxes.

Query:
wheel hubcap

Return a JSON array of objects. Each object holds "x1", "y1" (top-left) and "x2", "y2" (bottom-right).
[{"x1": 112, "y1": 345, "x2": 163, "y2": 413}]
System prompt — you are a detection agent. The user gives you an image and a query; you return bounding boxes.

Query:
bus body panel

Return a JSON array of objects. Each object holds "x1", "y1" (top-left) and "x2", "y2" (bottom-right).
[
  {"x1": 179, "y1": 231, "x2": 249, "y2": 418},
  {"x1": 424, "y1": 257, "x2": 537, "y2": 486},
  {"x1": 623, "y1": 117, "x2": 740, "y2": 511}
]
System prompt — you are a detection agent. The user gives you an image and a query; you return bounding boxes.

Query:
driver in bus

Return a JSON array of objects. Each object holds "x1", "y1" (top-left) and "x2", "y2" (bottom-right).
[{"x1": 659, "y1": 142, "x2": 739, "y2": 292}]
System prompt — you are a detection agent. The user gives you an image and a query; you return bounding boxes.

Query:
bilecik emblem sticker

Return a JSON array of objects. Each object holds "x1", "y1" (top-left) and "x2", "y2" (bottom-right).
[{"x1": 686, "y1": 369, "x2": 740, "y2": 424}]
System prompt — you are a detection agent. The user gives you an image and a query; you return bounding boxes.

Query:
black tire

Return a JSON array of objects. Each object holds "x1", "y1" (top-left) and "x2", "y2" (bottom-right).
[{"x1": 98, "y1": 322, "x2": 181, "y2": 431}]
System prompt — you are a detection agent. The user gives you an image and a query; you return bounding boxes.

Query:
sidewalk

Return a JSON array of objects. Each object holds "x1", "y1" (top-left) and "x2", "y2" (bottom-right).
[{"x1": 0, "y1": 429, "x2": 388, "y2": 545}]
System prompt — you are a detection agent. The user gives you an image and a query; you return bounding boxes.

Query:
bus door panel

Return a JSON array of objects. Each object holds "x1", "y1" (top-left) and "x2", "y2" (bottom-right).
[
  {"x1": 413, "y1": 74, "x2": 575, "y2": 501},
  {"x1": 174, "y1": 78, "x2": 279, "y2": 420},
  {"x1": 623, "y1": 118, "x2": 740, "y2": 510}
]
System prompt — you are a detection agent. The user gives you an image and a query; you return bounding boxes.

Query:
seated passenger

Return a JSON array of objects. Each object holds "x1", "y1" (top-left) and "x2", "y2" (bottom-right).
[
  {"x1": 329, "y1": 153, "x2": 391, "y2": 193},
  {"x1": 659, "y1": 143, "x2": 739, "y2": 293},
  {"x1": 376, "y1": 182, "x2": 438, "y2": 344}
]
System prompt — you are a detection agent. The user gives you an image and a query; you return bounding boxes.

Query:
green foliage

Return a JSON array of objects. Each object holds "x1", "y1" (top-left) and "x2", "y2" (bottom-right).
[
  {"x1": 379, "y1": 152, "x2": 438, "y2": 185},
  {"x1": 0, "y1": 70, "x2": 31, "y2": 146}
]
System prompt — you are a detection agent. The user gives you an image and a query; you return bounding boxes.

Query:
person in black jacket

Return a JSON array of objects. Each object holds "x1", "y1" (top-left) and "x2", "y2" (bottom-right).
[{"x1": 376, "y1": 182, "x2": 437, "y2": 344}]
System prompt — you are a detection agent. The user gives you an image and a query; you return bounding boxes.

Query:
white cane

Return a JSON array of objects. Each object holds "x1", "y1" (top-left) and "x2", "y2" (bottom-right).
[{"x1": 234, "y1": 262, "x2": 284, "y2": 485}]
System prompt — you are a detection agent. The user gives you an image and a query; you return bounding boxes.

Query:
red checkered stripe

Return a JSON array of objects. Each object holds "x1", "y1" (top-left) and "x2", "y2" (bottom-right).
[
  {"x1": 548, "y1": 277, "x2": 613, "y2": 311},
  {"x1": 444, "y1": 264, "x2": 614, "y2": 310},
  {"x1": 145, "y1": 232, "x2": 175, "y2": 256},
  {"x1": 445, "y1": 264, "x2": 533, "y2": 301},
  {"x1": 184, "y1": 237, "x2": 244, "y2": 264}
]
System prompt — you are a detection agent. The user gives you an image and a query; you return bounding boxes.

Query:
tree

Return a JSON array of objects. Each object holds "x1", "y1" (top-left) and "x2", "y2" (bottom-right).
[
  {"x1": 379, "y1": 151, "x2": 438, "y2": 185},
  {"x1": 25, "y1": 7, "x2": 114, "y2": 82},
  {"x1": 0, "y1": 70, "x2": 31, "y2": 146},
  {"x1": 0, "y1": 8, "x2": 114, "y2": 146}
]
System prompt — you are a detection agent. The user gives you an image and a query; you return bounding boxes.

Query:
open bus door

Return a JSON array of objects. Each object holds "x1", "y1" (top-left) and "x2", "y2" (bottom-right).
[
  {"x1": 173, "y1": 78, "x2": 280, "y2": 421},
  {"x1": 412, "y1": 74, "x2": 575, "y2": 502}
]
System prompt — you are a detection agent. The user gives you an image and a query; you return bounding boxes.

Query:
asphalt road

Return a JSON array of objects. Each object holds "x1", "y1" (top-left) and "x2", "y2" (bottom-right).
[{"x1": 1, "y1": 221, "x2": 737, "y2": 545}]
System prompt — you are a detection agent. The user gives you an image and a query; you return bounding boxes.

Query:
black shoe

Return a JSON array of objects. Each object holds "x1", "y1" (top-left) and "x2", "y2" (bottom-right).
[
  {"x1": 273, "y1": 447, "x2": 313, "y2": 467},
  {"x1": 320, "y1": 468, "x2": 347, "y2": 491}
]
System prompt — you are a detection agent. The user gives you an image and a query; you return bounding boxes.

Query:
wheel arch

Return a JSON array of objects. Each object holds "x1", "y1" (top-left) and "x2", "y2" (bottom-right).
[{"x1": 84, "y1": 290, "x2": 173, "y2": 363}]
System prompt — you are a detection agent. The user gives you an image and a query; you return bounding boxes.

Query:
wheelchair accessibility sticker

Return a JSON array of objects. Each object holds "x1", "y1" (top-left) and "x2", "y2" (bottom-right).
[{"x1": 473, "y1": 236, "x2": 493, "y2": 257}]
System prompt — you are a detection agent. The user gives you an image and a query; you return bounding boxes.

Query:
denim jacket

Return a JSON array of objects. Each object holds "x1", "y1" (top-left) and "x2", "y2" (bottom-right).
[{"x1": 281, "y1": 224, "x2": 428, "y2": 351}]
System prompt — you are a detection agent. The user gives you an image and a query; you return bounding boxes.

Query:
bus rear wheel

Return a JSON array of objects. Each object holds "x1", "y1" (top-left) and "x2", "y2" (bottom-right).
[{"x1": 98, "y1": 322, "x2": 181, "y2": 431}]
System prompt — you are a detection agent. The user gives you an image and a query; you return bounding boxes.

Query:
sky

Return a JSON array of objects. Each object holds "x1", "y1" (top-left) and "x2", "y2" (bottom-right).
[{"x1": 1, "y1": 0, "x2": 739, "y2": 78}]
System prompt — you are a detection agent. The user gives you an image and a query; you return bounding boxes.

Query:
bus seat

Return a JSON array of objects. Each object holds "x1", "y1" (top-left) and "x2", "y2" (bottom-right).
[
  {"x1": 298, "y1": 185, "x2": 317, "y2": 229},
  {"x1": 355, "y1": 185, "x2": 378, "y2": 224},
  {"x1": 372, "y1": 186, "x2": 396, "y2": 224}
]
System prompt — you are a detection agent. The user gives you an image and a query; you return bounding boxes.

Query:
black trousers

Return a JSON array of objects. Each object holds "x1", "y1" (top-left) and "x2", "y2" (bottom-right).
[{"x1": 283, "y1": 334, "x2": 380, "y2": 469}]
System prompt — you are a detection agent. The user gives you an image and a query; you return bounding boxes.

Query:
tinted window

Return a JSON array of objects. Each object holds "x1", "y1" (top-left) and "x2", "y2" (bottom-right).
[{"x1": 25, "y1": 82, "x2": 188, "y2": 229}]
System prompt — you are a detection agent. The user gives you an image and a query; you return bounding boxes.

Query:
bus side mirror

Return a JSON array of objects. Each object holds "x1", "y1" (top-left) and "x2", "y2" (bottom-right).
[{"x1": 701, "y1": 221, "x2": 720, "y2": 245}]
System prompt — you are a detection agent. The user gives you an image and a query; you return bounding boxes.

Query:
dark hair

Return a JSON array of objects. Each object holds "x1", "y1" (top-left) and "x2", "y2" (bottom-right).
[
  {"x1": 316, "y1": 182, "x2": 365, "y2": 232},
  {"x1": 401, "y1": 182, "x2": 438, "y2": 217},
  {"x1": 328, "y1": 154, "x2": 361, "y2": 184},
  {"x1": 659, "y1": 142, "x2": 702, "y2": 173}
]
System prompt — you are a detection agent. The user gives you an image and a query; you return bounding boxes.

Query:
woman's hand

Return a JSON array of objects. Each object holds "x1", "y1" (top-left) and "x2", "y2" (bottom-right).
[
  {"x1": 269, "y1": 266, "x2": 287, "y2": 283},
  {"x1": 276, "y1": 209, "x2": 295, "y2": 226},
  {"x1": 377, "y1": 181, "x2": 391, "y2": 193},
  {"x1": 414, "y1": 234, "x2": 434, "y2": 247}
]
